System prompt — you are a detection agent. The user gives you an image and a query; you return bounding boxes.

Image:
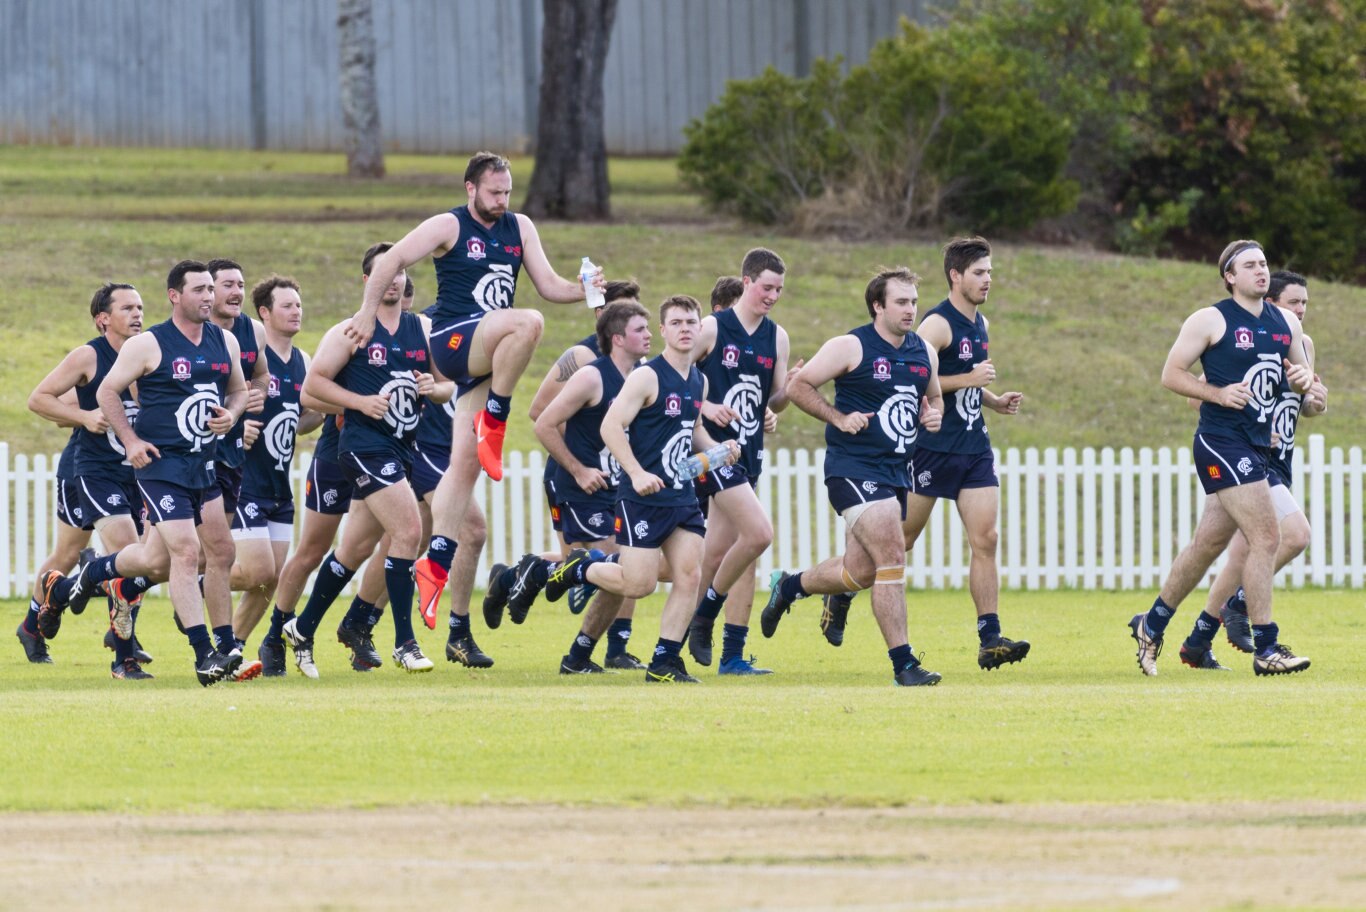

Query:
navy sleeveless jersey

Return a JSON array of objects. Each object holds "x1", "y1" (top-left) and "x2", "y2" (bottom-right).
[
  {"x1": 543, "y1": 333, "x2": 604, "y2": 486},
  {"x1": 216, "y1": 313, "x2": 259, "y2": 470},
  {"x1": 414, "y1": 395, "x2": 455, "y2": 457},
  {"x1": 1197, "y1": 298, "x2": 1293, "y2": 448},
  {"x1": 56, "y1": 429, "x2": 79, "y2": 482},
  {"x1": 1268, "y1": 337, "x2": 1310, "y2": 480},
  {"x1": 337, "y1": 311, "x2": 430, "y2": 460},
  {"x1": 619, "y1": 356, "x2": 704, "y2": 506},
  {"x1": 430, "y1": 206, "x2": 524, "y2": 323},
  {"x1": 699, "y1": 308, "x2": 777, "y2": 477},
  {"x1": 315, "y1": 415, "x2": 340, "y2": 463},
  {"x1": 241, "y1": 344, "x2": 306, "y2": 500},
  {"x1": 74, "y1": 336, "x2": 138, "y2": 480},
  {"x1": 824, "y1": 324, "x2": 933, "y2": 488},
  {"x1": 134, "y1": 320, "x2": 232, "y2": 487},
  {"x1": 553, "y1": 356, "x2": 625, "y2": 505},
  {"x1": 916, "y1": 300, "x2": 990, "y2": 455}
]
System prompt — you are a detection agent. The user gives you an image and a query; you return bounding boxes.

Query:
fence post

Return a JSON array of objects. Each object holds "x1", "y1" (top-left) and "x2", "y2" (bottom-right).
[
  {"x1": 1043, "y1": 447, "x2": 1059, "y2": 589},
  {"x1": 1024, "y1": 447, "x2": 1040, "y2": 590},
  {"x1": 1309, "y1": 434, "x2": 1327, "y2": 585},
  {"x1": 1350, "y1": 446, "x2": 1363, "y2": 589},
  {"x1": 0, "y1": 443, "x2": 10, "y2": 598},
  {"x1": 1119, "y1": 447, "x2": 1135, "y2": 590}
]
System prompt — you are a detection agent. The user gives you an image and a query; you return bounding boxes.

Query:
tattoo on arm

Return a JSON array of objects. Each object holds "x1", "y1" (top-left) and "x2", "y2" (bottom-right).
[{"x1": 554, "y1": 350, "x2": 579, "y2": 383}]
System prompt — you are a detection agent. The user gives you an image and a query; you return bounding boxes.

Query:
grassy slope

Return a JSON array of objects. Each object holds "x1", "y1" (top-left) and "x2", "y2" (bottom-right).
[
  {"x1": 2, "y1": 146, "x2": 1363, "y2": 460},
  {"x1": 1, "y1": 588, "x2": 1361, "y2": 811}
]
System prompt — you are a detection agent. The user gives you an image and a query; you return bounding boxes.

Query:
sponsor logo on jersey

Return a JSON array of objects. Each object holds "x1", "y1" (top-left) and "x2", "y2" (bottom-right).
[
  {"x1": 1207, "y1": 465, "x2": 1222, "y2": 480},
  {"x1": 873, "y1": 357, "x2": 891, "y2": 381},
  {"x1": 721, "y1": 344, "x2": 740, "y2": 369},
  {"x1": 1234, "y1": 327, "x2": 1254, "y2": 350},
  {"x1": 664, "y1": 393, "x2": 682, "y2": 417},
  {"x1": 367, "y1": 343, "x2": 387, "y2": 366},
  {"x1": 466, "y1": 237, "x2": 486, "y2": 260},
  {"x1": 447, "y1": 332, "x2": 463, "y2": 351},
  {"x1": 171, "y1": 357, "x2": 192, "y2": 380},
  {"x1": 268, "y1": 375, "x2": 281, "y2": 398},
  {"x1": 959, "y1": 338, "x2": 973, "y2": 360}
]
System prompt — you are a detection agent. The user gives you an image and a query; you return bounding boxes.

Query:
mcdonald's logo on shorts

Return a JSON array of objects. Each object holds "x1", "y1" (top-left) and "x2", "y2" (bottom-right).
[
  {"x1": 1207, "y1": 465, "x2": 1221, "y2": 480},
  {"x1": 447, "y1": 333, "x2": 464, "y2": 351}
]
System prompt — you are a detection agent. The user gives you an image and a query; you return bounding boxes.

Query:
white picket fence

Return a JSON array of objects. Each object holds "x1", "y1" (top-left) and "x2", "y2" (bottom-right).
[{"x1": 1, "y1": 435, "x2": 1362, "y2": 598}]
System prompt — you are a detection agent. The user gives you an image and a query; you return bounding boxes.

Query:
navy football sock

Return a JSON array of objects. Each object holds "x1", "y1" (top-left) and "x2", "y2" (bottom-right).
[
  {"x1": 448, "y1": 611, "x2": 471, "y2": 643},
  {"x1": 779, "y1": 573, "x2": 808, "y2": 603},
  {"x1": 427, "y1": 536, "x2": 456, "y2": 573},
  {"x1": 568, "y1": 631, "x2": 598, "y2": 663},
  {"x1": 1226, "y1": 587, "x2": 1248, "y2": 615},
  {"x1": 976, "y1": 612, "x2": 1001, "y2": 645},
  {"x1": 23, "y1": 599, "x2": 40, "y2": 635},
  {"x1": 212, "y1": 625, "x2": 236, "y2": 653},
  {"x1": 485, "y1": 392, "x2": 512, "y2": 423},
  {"x1": 264, "y1": 607, "x2": 292, "y2": 646},
  {"x1": 1185, "y1": 610, "x2": 1221, "y2": 649},
  {"x1": 651, "y1": 637, "x2": 683, "y2": 663},
  {"x1": 605, "y1": 618, "x2": 632, "y2": 658},
  {"x1": 888, "y1": 643, "x2": 913, "y2": 675},
  {"x1": 185, "y1": 624, "x2": 213, "y2": 664},
  {"x1": 1144, "y1": 596, "x2": 1175, "y2": 637},
  {"x1": 721, "y1": 623, "x2": 748, "y2": 664},
  {"x1": 386, "y1": 557, "x2": 417, "y2": 647},
  {"x1": 295, "y1": 552, "x2": 356, "y2": 639},
  {"x1": 112, "y1": 629, "x2": 136, "y2": 663},
  {"x1": 342, "y1": 597, "x2": 375, "y2": 630},
  {"x1": 1253, "y1": 622, "x2": 1280, "y2": 656},
  {"x1": 695, "y1": 587, "x2": 726, "y2": 623}
]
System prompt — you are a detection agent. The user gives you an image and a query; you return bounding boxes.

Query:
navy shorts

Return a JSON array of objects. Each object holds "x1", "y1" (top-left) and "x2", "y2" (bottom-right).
[
  {"x1": 614, "y1": 499, "x2": 707, "y2": 549},
  {"x1": 907, "y1": 449, "x2": 997, "y2": 500},
  {"x1": 304, "y1": 456, "x2": 354, "y2": 515},
  {"x1": 1193, "y1": 433, "x2": 1269, "y2": 495},
  {"x1": 1267, "y1": 462, "x2": 1291, "y2": 489},
  {"x1": 232, "y1": 493, "x2": 296, "y2": 541},
  {"x1": 428, "y1": 315, "x2": 492, "y2": 396},
  {"x1": 825, "y1": 477, "x2": 907, "y2": 520},
  {"x1": 339, "y1": 451, "x2": 411, "y2": 501},
  {"x1": 137, "y1": 478, "x2": 221, "y2": 526},
  {"x1": 213, "y1": 461, "x2": 244, "y2": 516},
  {"x1": 696, "y1": 463, "x2": 755, "y2": 519},
  {"x1": 77, "y1": 475, "x2": 145, "y2": 536},
  {"x1": 558, "y1": 498, "x2": 616, "y2": 544},
  {"x1": 56, "y1": 477, "x2": 95, "y2": 531},
  {"x1": 411, "y1": 445, "x2": 449, "y2": 501},
  {"x1": 544, "y1": 479, "x2": 564, "y2": 532}
]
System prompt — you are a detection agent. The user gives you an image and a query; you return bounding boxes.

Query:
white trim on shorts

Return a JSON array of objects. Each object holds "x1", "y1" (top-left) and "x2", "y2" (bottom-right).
[{"x1": 619, "y1": 501, "x2": 637, "y2": 548}]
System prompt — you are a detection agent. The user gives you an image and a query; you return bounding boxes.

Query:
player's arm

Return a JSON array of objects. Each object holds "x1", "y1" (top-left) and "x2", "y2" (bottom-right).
[
  {"x1": 917, "y1": 314, "x2": 992, "y2": 394},
  {"x1": 293, "y1": 351, "x2": 327, "y2": 435},
  {"x1": 1279, "y1": 309, "x2": 1313, "y2": 394},
  {"x1": 534, "y1": 366, "x2": 609, "y2": 493},
  {"x1": 786, "y1": 335, "x2": 868, "y2": 433},
  {"x1": 348, "y1": 213, "x2": 458, "y2": 345},
  {"x1": 97, "y1": 333, "x2": 159, "y2": 466},
  {"x1": 690, "y1": 378, "x2": 741, "y2": 465},
  {"x1": 921, "y1": 346, "x2": 944, "y2": 430},
  {"x1": 29, "y1": 346, "x2": 103, "y2": 432},
  {"x1": 1301, "y1": 335, "x2": 1327, "y2": 417},
  {"x1": 528, "y1": 343, "x2": 594, "y2": 420},
  {"x1": 1160, "y1": 308, "x2": 1247, "y2": 407},
  {"x1": 768, "y1": 325, "x2": 802, "y2": 413},
  {"x1": 302, "y1": 323, "x2": 387, "y2": 420},
  {"x1": 601, "y1": 367, "x2": 662, "y2": 495},
  {"x1": 691, "y1": 314, "x2": 718, "y2": 365},
  {"x1": 210, "y1": 332, "x2": 250, "y2": 435},
  {"x1": 245, "y1": 320, "x2": 269, "y2": 413},
  {"x1": 516, "y1": 215, "x2": 598, "y2": 304}
]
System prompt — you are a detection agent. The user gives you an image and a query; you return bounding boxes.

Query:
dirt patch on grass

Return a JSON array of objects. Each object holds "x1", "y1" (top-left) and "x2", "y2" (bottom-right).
[{"x1": 2, "y1": 802, "x2": 1362, "y2": 910}]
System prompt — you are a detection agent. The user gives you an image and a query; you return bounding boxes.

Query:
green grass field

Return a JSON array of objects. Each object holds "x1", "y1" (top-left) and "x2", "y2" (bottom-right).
[{"x1": 3, "y1": 588, "x2": 1361, "y2": 813}]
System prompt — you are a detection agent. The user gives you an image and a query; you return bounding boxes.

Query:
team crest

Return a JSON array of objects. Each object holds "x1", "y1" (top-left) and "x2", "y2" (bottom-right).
[
  {"x1": 367, "y1": 343, "x2": 387, "y2": 366},
  {"x1": 721, "y1": 344, "x2": 740, "y2": 369},
  {"x1": 959, "y1": 338, "x2": 973, "y2": 360},
  {"x1": 861, "y1": 481, "x2": 878, "y2": 494},
  {"x1": 664, "y1": 393, "x2": 682, "y2": 417},
  {"x1": 159, "y1": 495, "x2": 176, "y2": 513},
  {"x1": 634, "y1": 521, "x2": 649, "y2": 538},
  {"x1": 872, "y1": 357, "x2": 891, "y2": 381},
  {"x1": 268, "y1": 375, "x2": 281, "y2": 398},
  {"x1": 1234, "y1": 327, "x2": 1254, "y2": 350},
  {"x1": 1237, "y1": 457, "x2": 1252, "y2": 476},
  {"x1": 918, "y1": 471, "x2": 932, "y2": 488},
  {"x1": 588, "y1": 513, "x2": 605, "y2": 528},
  {"x1": 466, "y1": 237, "x2": 487, "y2": 261},
  {"x1": 171, "y1": 357, "x2": 191, "y2": 381}
]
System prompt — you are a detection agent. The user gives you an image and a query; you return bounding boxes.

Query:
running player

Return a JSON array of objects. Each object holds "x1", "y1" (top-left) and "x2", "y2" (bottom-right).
[
  {"x1": 347, "y1": 152, "x2": 603, "y2": 625},
  {"x1": 686, "y1": 249, "x2": 798, "y2": 676},
  {"x1": 1130, "y1": 240, "x2": 1314, "y2": 676},
  {"x1": 1176, "y1": 269, "x2": 1328, "y2": 667},
  {"x1": 760, "y1": 267, "x2": 945, "y2": 687}
]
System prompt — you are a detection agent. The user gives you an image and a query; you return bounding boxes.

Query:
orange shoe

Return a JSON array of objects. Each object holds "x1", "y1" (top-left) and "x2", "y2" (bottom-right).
[
  {"x1": 474, "y1": 410, "x2": 506, "y2": 481},
  {"x1": 415, "y1": 557, "x2": 449, "y2": 629}
]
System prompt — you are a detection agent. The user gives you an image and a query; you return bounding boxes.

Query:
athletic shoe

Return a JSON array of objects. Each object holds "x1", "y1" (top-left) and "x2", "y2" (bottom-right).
[
  {"x1": 282, "y1": 617, "x2": 319, "y2": 679},
  {"x1": 604, "y1": 652, "x2": 645, "y2": 670},
  {"x1": 1128, "y1": 613, "x2": 1162, "y2": 677},
  {"x1": 1179, "y1": 643, "x2": 1230, "y2": 670},
  {"x1": 978, "y1": 635, "x2": 1031, "y2": 670},
  {"x1": 820, "y1": 592, "x2": 853, "y2": 647},
  {"x1": 350, "y1": 652, "x2": 376, "y2": 672},
  {"x1": 482, "y1": 562, "x2": 510, "y2": 630},
  {"x1": 1221, "y1": 601, "x2": 1254, "y2": 654},
  {"x1": 544, "y1": 549, "x2": 590, "y2": 603},
  {"x1": 760, "y1": 571, "x2": 794, "y2": 638},
  {"x1": 446, "y1": 635, "x2": 495, "y2": 668},
  {"x1": 336, "y1": 621, "x2": 382, "y2": 669},
  {"x1": 195, "y1": 650, "x2": 242, "y2": 688},
  {"x1": 108, "y1": 592, "x2": 134, "y2": 643},
  {"x1": 686, "y1": 616, "x2": 714, "y2": 666},
  {"x1": 67, "y1": 547, "x2": 99, "y2": 615},
  {"x1": 507, "y1": 553, "x2": 548, "y2": 624},
  {"x1": 414, "y1": 557, "x2": 449, "y2": 630},
  {"x1": 645, "y1": 654, "x2": 699, "y2": 684},
  {"x1": 36, "y1": 570, "x2": 65, "y2": 639},
  {"x1": 111, "y1": 658, "x2": 154, "y2": 681},
  {"x1": 1253, "y1": 644, "x2": 1311, "y2": 676},
  {"x1": 559, "y1": 654, "x2": 605, "y2": 675},
  {"x1": 718, "y1": 654, "x2": 774, "y2": 676},
  {"x1": 104, "y1": 628, "x2": 153, "y2": 664},
  {"x1": 393, "y1": 640, "x2": 434, "y2": 673},
  {"x1": 16, "y1": 622, "x2": 52, "y2": 664},
  {"x1": 474, "y1": 410, "x2": 507, "y2": 482},
  {"x1": 229, "y1": 652, "x2": 264, "y2": 683},
  {"x1": 894, "y1": 656, "x2": 942, "y2": 687},
  {"x1": 258, "y1": 639, "x2": 287, "y2": 677},
  {"x1": 567, "y1": 583, "x2": 596, "y2": 616}
]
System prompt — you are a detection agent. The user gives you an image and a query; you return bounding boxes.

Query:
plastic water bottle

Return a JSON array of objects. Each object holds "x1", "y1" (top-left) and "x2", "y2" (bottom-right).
[
  {"x1": 676, "y1": 442, "x2": 733, "y2": 482},
  {"x1": 581, "y1": 257, "x2": 605, "y2": 309}
]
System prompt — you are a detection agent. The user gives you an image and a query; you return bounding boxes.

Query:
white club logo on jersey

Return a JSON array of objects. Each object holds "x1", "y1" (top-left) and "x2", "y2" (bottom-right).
[
  {"x1": 174, "y1": 382, "x2": 221, "y2": 453},
  {"x1": 598, "y1": 445, "x2": 622, "y2": 483},
  {"x1": 588, "y1": 512, "x2": 605, "y2": 528},
  {"x1": 1237, "y1": 457, "x2": 1253, "y2": 476},
  {"x1": 877, "y1": 384, "x2": 921, "y2": 455},
  {"x1": 379, "y1": 372, "x2": 420, "y2": 439},
  {"x1": 72, "y1": 506, "x2": 84, "y2": 520},
  {"x1": 472, "y1": 263, "x2": 515, "y2": 313},
  {"x1": 264, "y1": 402, "x2": 299, "y2": 472},
  {"x1": 108, "y1": 397, "x2": 139, "y2": 463},
  {"x1": 722, "y1": 373, "x2": 763, "y2": 447},
  {"x1": 956, "y1": 387, "x2": 983, "y2": 432},
  {"x1": 107, "y1": 493, "x2": 123, "y2": 506},
  {"x1": 661, "y1": 425, "x2": 694, "y2": 489},
  {"x1": 1243, "y1": 353, "x2": 1282, "y2": 424},
  {"x1": 1271, "y1": 391, "x2": 1301, "y2": 459}
]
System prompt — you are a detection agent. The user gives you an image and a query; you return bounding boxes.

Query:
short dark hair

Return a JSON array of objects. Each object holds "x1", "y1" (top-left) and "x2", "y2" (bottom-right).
[
  {"x1": 403, "y1": 276, "x2": 415, "y2": 299},
  {"x1": 603, "y1": 279, "x2": 641, "y2": 306},
  {"x1": 1267, "y1": 269, "x2": 1307, "y2": 303},
  {"x1": 741, "y1": 247, "x2": 785, "y2": 281},
  {"x1": 90, "y1": 283, "x2": 136, "y2": 320},
  {"x1": 864, "y1": 267, "x2": 920, "y2": 318},
  {"x1": 167, "y1": 260, "x2": 209, "y2": 292},
  {"x1": 659, "y1": 294, "x2": 701, "y2": 324},
  {"x1": 1217, "y1": 238, "x2": 1263, "y2": 292},
  {"x1": 464, "y1": 151, "x2": 511, "y2": 186},
  {"x1": 710, "y1": 276, "x2": 744, "y2": 312},
  {"x1": 943, "y1": 237, "x2": 992, "y2": 288},
  {"x1": 252, "y1": 275, "x2": 301, "y2": 316},
  {"x1": 362, "y1": 242, "x2": 394, "y2": 277},
  {"x1": 205, "y1": 258, "x2": 243, "y2": 279},
  {"x1": 595, "y1": 301, "x2": 650, "y2": 354}
]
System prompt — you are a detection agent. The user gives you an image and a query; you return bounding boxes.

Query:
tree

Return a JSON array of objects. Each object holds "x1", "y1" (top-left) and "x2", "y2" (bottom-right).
[
  {"x1": 338, "y1": 0, "x2": 385, "y2": 179},
  {"x1": 523, "y1": 0, "x2": 617, "y2": 219}
]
